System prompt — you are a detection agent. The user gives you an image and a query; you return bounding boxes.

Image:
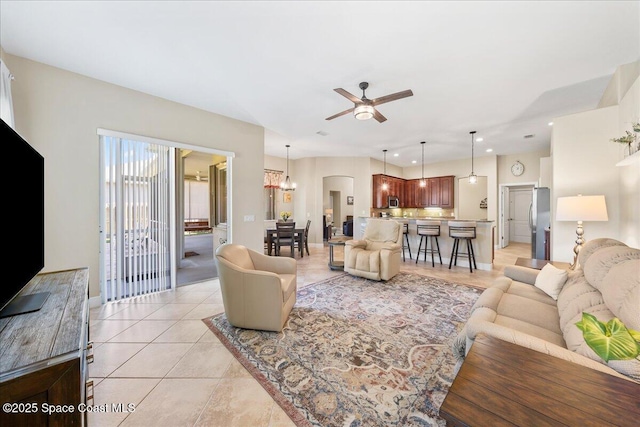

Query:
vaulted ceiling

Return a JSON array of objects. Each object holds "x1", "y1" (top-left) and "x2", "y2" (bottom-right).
[{"x1": 1, "y1": 1, "x2": 638, "y2": 167}]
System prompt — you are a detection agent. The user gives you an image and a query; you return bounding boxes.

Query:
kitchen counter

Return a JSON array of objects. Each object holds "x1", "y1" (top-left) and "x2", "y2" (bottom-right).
[{"x1": 354, "y1": 217, "x2": 495, "y2": 270}]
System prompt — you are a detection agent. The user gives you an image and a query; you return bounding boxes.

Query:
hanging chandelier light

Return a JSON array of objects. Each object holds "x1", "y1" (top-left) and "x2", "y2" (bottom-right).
[
  {"x1": 419, "y1": 141, "x2": 427, "y2": 187},
  {"x1": 469, "y1": 131, "x2": 477, "y2": 184},
  {"x1": 382, "y1": 149, "x2": 389, "y2": 190},
  {"x1": 280, "y1": 144, "x2": 296, "y2": 191}
]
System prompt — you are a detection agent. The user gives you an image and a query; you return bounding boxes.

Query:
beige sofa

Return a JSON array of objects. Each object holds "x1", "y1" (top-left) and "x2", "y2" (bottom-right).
[
  {"x1": 215, "y1": 243, "x2": 297, "y2": 332},
  {"x1": 344, "y1": 218, "x2": 403, "y2": 281},
  {"x1": 454, "y1": 238, "x2": 640, "y2": 382}
]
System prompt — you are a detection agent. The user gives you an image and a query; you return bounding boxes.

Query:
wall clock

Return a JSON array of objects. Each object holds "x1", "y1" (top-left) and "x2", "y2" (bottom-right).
[{"x1": 511, "y1": 160, "x2": 525, "y2": 176}]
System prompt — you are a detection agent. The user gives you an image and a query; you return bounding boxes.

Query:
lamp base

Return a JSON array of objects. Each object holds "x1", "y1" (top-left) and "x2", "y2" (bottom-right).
[{"x1": 569, "y1": 221, "x2": 585, "y2": 270}]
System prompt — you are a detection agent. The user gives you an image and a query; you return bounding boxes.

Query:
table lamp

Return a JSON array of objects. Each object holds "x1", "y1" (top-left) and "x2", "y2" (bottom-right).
[
  {"x1": 556, "y1": 194, "x2": 608, "y2": 270},
  {"x1": 325, "y1": 208, "x2": 333, "y2": 224}
]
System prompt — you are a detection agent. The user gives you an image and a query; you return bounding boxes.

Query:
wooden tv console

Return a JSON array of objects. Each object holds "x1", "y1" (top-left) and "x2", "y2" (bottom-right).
[{"x1": 0, "y1": 268, "x2": 91, "y2": 426}]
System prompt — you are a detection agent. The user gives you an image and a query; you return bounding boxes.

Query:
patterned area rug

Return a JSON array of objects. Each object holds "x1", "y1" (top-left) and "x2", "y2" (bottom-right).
[{"x1": 203, "y1": 272, "x2": 481, "y2": 427}]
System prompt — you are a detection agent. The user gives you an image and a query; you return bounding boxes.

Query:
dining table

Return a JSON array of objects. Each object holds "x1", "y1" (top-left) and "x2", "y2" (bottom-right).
[{"x1": 265, "y1": 225, "x2": 306, "y2": 257}]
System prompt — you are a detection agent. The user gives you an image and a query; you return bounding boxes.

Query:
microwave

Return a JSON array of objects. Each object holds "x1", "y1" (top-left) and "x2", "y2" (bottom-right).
[{"x1": 388, "y1": 196, "x2": 399, "y2": 208}]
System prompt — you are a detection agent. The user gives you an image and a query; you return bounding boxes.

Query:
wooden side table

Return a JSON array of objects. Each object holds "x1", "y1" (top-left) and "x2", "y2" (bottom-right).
[{"x1": 440, "y1": 334, "x2": 640, "y2": 426}]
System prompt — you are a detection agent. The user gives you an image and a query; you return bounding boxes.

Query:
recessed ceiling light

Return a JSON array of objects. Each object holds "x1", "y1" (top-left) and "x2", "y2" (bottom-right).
[
  {"x1": 548, "y1": 122, "x2": 554, "y2": 126},
  {"x1": 412, "y1": 160, "x2": 417, "y2": 164},
  {"x1": 393, "y1": 153, "x2": 399, "y2": 157},
  {"x1": 486, "y1": 148, "x2": 493, "y2": 153},
  {"x1": 476, "y1": 137, "x2": 484, "y2": 142}
]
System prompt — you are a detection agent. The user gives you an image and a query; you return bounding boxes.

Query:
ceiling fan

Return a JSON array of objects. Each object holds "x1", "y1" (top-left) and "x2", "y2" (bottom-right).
[{"x1": 325, "y1": 82, "x2": 413, "y2": 123}]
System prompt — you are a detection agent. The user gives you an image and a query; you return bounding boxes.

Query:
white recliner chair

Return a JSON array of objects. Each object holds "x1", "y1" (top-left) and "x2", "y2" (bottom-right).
[
  {"x1": 344, "y1": 219, "x2": 403, "y2": 281},
  {"x1": 215, "y1": 243, "x2": 297, "y2": 332}
]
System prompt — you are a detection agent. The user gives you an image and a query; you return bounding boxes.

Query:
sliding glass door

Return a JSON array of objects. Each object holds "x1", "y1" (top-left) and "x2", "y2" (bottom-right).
[{"x1": 99, "y1": 132, "x2": 176, "y2": 303}]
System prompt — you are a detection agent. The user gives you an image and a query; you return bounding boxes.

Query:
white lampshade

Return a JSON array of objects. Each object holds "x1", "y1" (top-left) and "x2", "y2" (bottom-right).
[
  {"x1": 354, "y1": 105, "x2": 374, "y2": 120},
  {"x1": 556, "y1": 195, "x2": 608, "y2": 222}
]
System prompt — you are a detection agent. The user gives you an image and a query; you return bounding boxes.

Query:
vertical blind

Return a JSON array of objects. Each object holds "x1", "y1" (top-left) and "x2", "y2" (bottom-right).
[{"x1": 100, "y1": 135, "x2": 174, "y2": 302}]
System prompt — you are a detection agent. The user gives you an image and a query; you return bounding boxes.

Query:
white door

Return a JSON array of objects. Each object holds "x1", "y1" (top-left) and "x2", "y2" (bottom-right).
[
  {"x1": 501, "y1": 187, "x2": 510, "y2": 248},
  {"x1": 509, "y1": 189, "x2": 532, "y2": 243}
]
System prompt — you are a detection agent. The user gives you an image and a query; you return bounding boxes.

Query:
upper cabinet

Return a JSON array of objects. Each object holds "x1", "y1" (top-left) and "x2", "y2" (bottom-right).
[
  {"x1": 437, "y1": 176, "x2": 454, "y2": 208},
  {"x1": 373, "y1": 174, "x2": 454, "y2": 208},
  {"x1": 372, "y1": 174, "x2": 405, "y2": 208}
]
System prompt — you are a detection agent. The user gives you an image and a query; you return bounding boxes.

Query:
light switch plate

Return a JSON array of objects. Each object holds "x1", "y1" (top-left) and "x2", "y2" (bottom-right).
[{"x1": 243, "y1": 215, "x2": 255, "y2": 222}]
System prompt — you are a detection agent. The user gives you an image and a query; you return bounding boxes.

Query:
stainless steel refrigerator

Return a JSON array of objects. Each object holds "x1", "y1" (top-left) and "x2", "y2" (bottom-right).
[{"x1": 530, "y1": 187, "x2": 550, "y2": 259}]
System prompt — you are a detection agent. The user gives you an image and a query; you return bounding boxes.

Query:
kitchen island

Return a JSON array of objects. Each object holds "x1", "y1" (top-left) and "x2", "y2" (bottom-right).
[{"x1": 355, "y1": 217, "x2": 495, "y2": 271}]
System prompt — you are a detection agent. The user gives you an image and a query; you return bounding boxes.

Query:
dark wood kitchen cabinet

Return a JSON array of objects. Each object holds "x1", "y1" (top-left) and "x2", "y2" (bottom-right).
[
  {"x1": 373, "y1": 174, "x2": 454, "y2": 208},
  {"x1": 438, "y1": 175, "x2": 454, "y2": 208},
  {"x1": 372, "y1": 174, "x2": 405, "y2": 208}
]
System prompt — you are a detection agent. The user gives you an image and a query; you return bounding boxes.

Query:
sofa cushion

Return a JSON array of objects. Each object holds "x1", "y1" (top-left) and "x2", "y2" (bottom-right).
[
  {"x1": 583, "y1": 246, "x2": 640, "y2": 330},
  {"x1": 557, "y1": 269, "x2": 612, "y2": 360},
  {"x1": 534, "y1": 263, "x2": 568, "y2": 300},
  {"x1": 468, "y1": 278, "x2": 564, "y2": 346},
  {"x1": 577, "y1": 237, "x2": 627, "y2": 267}
]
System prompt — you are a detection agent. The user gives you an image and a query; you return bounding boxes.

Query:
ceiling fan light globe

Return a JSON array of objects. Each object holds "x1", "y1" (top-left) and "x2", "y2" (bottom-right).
[{"x1": 354, "y1": 105, "x2": 374, "y2": 120}]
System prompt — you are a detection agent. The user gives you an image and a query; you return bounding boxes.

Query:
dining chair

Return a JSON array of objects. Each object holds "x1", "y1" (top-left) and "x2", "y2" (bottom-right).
[
  {"x1": 275, "y1": 221, "x2": 296, "y2": 257},
  {"x1": 301, "y1": 219, "x2": 311, "y2": 256}
]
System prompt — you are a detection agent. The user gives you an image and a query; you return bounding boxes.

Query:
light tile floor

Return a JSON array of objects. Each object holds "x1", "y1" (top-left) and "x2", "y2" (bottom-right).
[{"x1": 89, "y1": 242, "x2": 530, "y2": 426}]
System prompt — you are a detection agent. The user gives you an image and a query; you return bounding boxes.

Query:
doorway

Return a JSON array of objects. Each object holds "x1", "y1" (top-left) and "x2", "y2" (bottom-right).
[
  {"x1": 178, "y1": 150, "x2": 229, "y2": 286},
  {"x1": 323, "y1": 176, "x2": 354, "y2": 240},
  {"x1": 99, "y1": 129, "x2": 234, "y2": 302},
  {"x1": 499, "y1": 183, "x2": 536, "y2": 250}
]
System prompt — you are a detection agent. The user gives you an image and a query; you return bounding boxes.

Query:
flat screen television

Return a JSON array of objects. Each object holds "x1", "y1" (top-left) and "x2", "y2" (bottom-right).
[{"x1": 0, "y1": 118, "x2": 47, "y2": 318}]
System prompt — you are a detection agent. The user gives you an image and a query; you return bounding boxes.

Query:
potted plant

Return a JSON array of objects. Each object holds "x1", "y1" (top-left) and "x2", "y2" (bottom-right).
[{"x1": 611, "y1": 122, "x2": 640, "y2": 156}]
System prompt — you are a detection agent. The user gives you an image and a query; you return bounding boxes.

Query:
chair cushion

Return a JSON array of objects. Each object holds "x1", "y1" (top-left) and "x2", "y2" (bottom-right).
[
  {"x1": 364, "y1": 219, "x2": 401, "y2": 243},
  {"x1": 347, "y1": 248, "x2": 380, "y2": 273}
]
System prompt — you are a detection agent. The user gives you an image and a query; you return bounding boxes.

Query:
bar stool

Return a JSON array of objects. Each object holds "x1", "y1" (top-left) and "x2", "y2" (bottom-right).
[
  {"x1": 448, "y1": 221, "x2": 477, "y2": 273},
  {"x1": 416, "y1": 220, "x2": 442, "y2": 267},
  {"x1": 401, "y1": 222, "x2": 412, "y2": 261}
]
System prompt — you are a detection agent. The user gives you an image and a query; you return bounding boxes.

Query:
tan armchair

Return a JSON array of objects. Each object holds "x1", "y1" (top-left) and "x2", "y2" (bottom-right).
[
  {"x1": 214, "y1": 243, "x2": 297, "y2": 332},
  {"x1": 344, "y1": 219, "x2": 403, "y2": 281}
]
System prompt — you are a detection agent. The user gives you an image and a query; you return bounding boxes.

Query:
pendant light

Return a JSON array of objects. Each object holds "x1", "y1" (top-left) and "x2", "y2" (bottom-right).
[
  {"x1": 280, "y1": 144, "x2": 296, "y2": 191},
  {"x1": 468, "y1": 131, "x2": 477, "y2": 184},
  {"x1": 419, "y1": 141, "x2": 426, "y2": 187},
  {"x1": 382, "y1": 149, "x2": 389, "y2": 190}
]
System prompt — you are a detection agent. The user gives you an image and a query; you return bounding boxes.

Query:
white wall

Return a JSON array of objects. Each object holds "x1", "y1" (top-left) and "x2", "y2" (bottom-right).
[
  {"x1": 284, "y1": 157, "x2": 372, "y2": 244},
  {"x1": 5, "y1": 53, "x2": 265, "y2": 298},
  {"x1": 458, "y1": 176, "x2": 488, "y2": 220},
  {"x1": 497, "y1": 149, "x2": 550, "y2": 187},
  {"x1": 616, "y1": 75, "x2": 640, "y2": 247},
  {"x1": 551, "y1": 105, "x2": 620, "y2": 262},
  {"x1": 323, "y1": 176, "x2": 355, "y2": 224},
  {"x1": 551, "y1": 63, "x2": 640, "y2": 260}
]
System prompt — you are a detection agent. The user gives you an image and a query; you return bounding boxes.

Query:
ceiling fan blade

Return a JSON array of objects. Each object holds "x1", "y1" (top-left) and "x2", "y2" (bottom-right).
[
  {"x1": 334, "y1": 88, "x2": 362, "y2": 104},
  {"x1": 325, "y1": 108, "x2": 354, "y2": 121},
  {"x1": 371, "y1": 89, "x2": 414, "y2": 106},
  {"x1": 372, "y1": 108, "x2": 387, "y2": 123}
]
